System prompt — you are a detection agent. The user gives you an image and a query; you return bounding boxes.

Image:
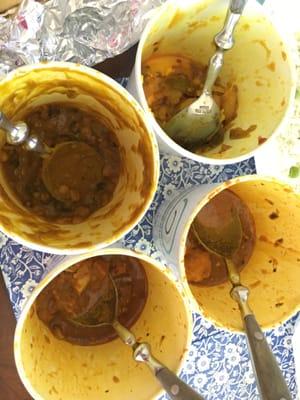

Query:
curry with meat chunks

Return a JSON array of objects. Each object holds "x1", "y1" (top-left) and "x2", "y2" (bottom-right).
[
  {"x1": 143, "y1": 55, "x2": 247, "y2": 153},
  {"x1": 1, "y1": 104, "x2": 121, "y2": 223},
  {"x1": 36, "y1": 256, "x2": 148, "y2": 345},
  {"x1": 185, "y1": 189, "x2": 256, "y2": 286}
]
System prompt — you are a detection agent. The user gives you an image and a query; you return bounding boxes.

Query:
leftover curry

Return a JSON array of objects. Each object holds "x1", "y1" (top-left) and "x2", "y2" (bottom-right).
[
  {"x1": 1, "y1": 103, "x2": 121, "y2": 223},
  {"x1": 36, "y1": 255, "x2": 148, "y2": 346},
  {"x1": 143, "y1": 55, "x2": 240, "y2": 153},
  {"x1": 185, "y1": 189, "x2": 256, "y2": 286}
]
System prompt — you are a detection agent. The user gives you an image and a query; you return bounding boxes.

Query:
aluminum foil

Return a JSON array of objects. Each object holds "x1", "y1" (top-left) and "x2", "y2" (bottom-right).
[{"x1": 0, "y1": 0, "x2": 163, "y2": 78}]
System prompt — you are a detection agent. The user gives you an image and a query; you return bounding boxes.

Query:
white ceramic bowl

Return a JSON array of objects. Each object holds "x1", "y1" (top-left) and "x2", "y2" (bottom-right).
[
  {"x1": 0, "y1": 62, "x2": 159, "y2": 254},
  {"x1": 128, "y1": 0, "x2": 296, "y2": 164}
]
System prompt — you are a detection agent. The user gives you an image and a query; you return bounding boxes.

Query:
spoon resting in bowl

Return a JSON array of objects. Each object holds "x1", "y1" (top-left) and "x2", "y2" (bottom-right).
[
  {"x1": 164, "y1": 0, "x2": 247, "y2": 150},
  {"x1": 70, "y1": 269, "x2": 205, "y2": 400},
  {"x1": 192, "y1": 190, "x2": 292, "y2": 400},
  {"x1": 0, "y1": 111, "x2": 104, "y2": 203}
]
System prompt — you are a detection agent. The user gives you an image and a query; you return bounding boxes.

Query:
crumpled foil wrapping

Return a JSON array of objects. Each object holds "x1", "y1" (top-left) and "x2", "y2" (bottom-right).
[{"x1": 0, "y1": 0, "x2": 163, "y2": 78}]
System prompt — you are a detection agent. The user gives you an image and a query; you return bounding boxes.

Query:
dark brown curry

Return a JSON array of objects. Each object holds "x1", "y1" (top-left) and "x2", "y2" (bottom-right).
[
  {"x1": 142, "y1": 55, "x2": 240, "y2": 153},
  {"x1": 36, "y1": 256, "x2": 148, "y2": 346},
  {"x1": 1, "y1": 103, "x2": 121, "y2": 224},
  {"x1": 185, "y1": 189, "x2": 256, "y2": 286}
]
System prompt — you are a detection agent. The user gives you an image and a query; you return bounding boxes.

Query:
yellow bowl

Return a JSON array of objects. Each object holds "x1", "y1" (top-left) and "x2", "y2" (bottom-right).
[
  {"x1": 0, "y1": 62, "x2": 159, "y2": 254},
  {"x1": 128, "y1": 0, "x2": 296, "y2": 163},
  {"x1": 179, "y1": 176, "x2": 300, "y2": 331},
  {"x1": 14, "y1": 248, "x2": 193, "y2": 400}
]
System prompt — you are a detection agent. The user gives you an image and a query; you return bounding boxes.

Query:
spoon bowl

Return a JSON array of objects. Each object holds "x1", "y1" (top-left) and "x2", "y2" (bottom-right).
[
  {"x1": 164, "y1": 0, "x2": 247, "y2": 147},
  {"x1": 164, "y1": 87, "x2": 221, "y2": 150},
  {"x1": 70, "y1": 272, "x2": 119, "y2": 328},
  {"x1": 42, "y1": 141, "x2": 104, "y2": 203},
  {"x1": 186, "y1": 188, "x2": 255, "y2": 287},
  {"x1": 192, "y1": 208, "x2": 242, "y2": 260}
]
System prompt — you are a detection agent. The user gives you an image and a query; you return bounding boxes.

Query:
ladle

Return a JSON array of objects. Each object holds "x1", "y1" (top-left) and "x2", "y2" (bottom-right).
[
  {"x1": 0, "y1": 111, "x2": 103, "y2": 203},
  {"x1": 164, "y1": 0, "x2": 247, "y2": 150},
  {"x1": 192, "y1": 198, "x2": 292, "y2": 400},
  {"x1": 71, "y1": 271, "x2": 205, "y2": 400}
]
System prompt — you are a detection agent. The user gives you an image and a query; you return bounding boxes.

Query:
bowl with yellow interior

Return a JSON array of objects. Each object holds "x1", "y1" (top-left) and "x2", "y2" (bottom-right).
[
  {"x1": 14, "y1": 248, "x2": 192, "y2": 400},
  {"x1": 153, "y1": 175, "x2": 300, "y2": 332},
  {"x1": 0, "y1": 62, "x2": 159, "y2": 254},
  {"x1": 128, "y1": 0, "x2": 296, "y2": 164}
]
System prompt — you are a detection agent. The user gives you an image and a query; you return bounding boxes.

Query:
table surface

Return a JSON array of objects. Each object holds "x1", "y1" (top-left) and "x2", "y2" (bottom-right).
[
  {"x1": 0, "y1": 22, "x2": 299, "y2": 398},
  {"x1": 0, "y1": 44, "x2": 138, "y2": 400}
]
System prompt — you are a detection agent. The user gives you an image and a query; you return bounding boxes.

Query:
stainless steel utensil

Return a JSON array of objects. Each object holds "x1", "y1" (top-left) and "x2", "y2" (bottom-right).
[
  {"x1": 0, "y1": 110, "x2": 47, "y2": 153},
  {"x1": 0, "y1": 111, "x2": 103, "y2": 202},
  {"x1": 165, "y1": 0, "x2": 248, "y2": 150},
  {"x1": 72, "y1": 272, "x2": 205, "y2": 400},
  {"x1": 192, "y1": 204, "x2": 292, "y2": 400}
]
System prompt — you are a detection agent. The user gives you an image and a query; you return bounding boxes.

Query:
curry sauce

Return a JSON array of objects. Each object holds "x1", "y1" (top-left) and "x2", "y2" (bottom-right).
[
  {"x1": 142, "y1": 55, "x2": 240, "y2": 152},
  {"x1": 1, "y1": 103, "x2": 121, "y2": 224},
  {"x1": 185, "y1": 189, "x2": 256, "y2": 286},
  {"x1": 36, "y1": 256, "x2": 148, "y2": 346}
]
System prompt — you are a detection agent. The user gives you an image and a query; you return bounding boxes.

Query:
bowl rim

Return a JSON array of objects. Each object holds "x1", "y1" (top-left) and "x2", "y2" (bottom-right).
[
  {"x1": 0, "y1": 61, "x2": 160, "y2": 255},
  {"x1": 177, "y1": 174, "x2": 300, "y2": 333},
  {"x1": 133, "y1": 0, "x2": 297, "y2": 165},
  {"x1": 14, "y1": 247, "x2": 194, "y2": 400}
]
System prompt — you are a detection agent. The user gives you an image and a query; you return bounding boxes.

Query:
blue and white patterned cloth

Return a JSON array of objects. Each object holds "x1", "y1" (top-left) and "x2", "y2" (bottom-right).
[{"x1": 0, "y1": 76, "x2": 299, "y2": 399}]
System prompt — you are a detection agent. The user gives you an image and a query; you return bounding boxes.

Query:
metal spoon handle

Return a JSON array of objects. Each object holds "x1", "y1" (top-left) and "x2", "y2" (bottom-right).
[
  {"x1": 0, "y1": 111, "x2": 29, "y2": 145},
  {"x1": 0, "y1": 111, "x2": 14, "y2": 132},
  {"x1": 112, "y1": 322, "x2": 204, "y2": 400},
  {"x1": 112, "y1": 320, "x2": 137, "y2": 346},
  {"x1": 134, "y1": 343, "x2": 205, "y2": 400},
  {"x1": 231, "y1": 286, "x2": 292, "y2": 400},
  {"x1": 156, "y1": 368, "x2": 205, "y2": 400},
  {"x1": 215, "y1": 0, "x2": 248, "y2": 50},
  {"x1": 24, "y1": 134, "x2": 49, "y2": 154},
  {"x1": 202, "y1": 49, "x2": 224, "y2": 94},
  {"x1": 203, "y1": 0, "x2": 248, "y2": 93},
  {"x1": 244, "y1": 315, "x2": 292, "y2": 400},
  {"x1": 0, "y1": 110, "x2": 47, "y2": 153}
]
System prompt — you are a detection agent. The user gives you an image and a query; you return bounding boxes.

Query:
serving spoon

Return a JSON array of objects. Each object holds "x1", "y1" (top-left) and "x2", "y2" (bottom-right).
[
  {"x1": 164, "y1": 0, "x2": 247, "y2": 149},
  {"x1": 71, "y1": 271, "x2": 205, "y2": 400},
  {"x1": 192, "y1": 199, "x2": 292, "y2": 400},
  {"x1": 0, "y1": 111, "x2": 103, "y2": 202}
]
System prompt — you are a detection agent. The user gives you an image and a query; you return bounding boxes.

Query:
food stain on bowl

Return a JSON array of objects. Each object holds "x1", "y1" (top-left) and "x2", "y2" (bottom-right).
[
  {"x1": 14, "y1": 249, "x2": 192, "y2": 400},
  {"x1": 142, "y1": 54, "x2": 258, "y2": 154},
  {"x1": 0, "y1": 63, "x2": 159, "y2": 253},
  {"x1": 133, "y1": 0, "x2": 296, "y2": 162},
  {"x1": 182, "y1": 178, "x2": 300, "y2": 331}
]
